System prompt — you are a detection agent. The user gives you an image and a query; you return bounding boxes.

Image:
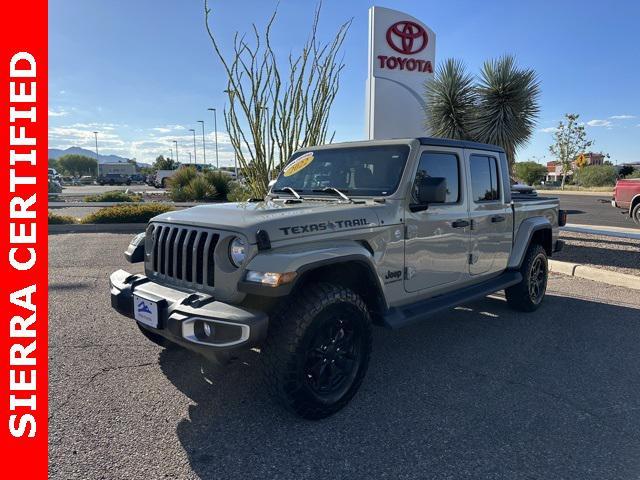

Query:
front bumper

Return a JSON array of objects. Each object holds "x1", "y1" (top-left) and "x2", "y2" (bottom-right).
[{"x1": 109, "y1": 269, "x2": 268, "y2": 362}]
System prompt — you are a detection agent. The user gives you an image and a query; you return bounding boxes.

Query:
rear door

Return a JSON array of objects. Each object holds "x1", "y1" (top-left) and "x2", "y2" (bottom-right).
[
  {"x1": 404, "y1": 147, "x2": 470, "y2": 293},
  {"x1": 465, "y1": 151, "x2": 512, "y2": 276}
]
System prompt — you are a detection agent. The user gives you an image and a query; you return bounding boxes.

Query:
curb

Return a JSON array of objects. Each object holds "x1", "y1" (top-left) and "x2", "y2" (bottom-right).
[
  {"x1": 549, "y1": 259, "x2": 640, "y2": 290},
  {"x1": 561, "y1": 224, "x2": 640, "y2": 240},
  {"x1": 48, "y1": 223, "x2": 146, "y2": 235}
]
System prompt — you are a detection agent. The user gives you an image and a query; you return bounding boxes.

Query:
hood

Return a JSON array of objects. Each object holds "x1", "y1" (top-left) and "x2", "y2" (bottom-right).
[{"x1": 152, "y1": 200, "x2": 382, "y2": 243}]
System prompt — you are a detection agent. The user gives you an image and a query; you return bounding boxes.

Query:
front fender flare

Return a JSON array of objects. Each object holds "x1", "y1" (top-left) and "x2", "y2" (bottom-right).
[{"x1": 239, "y1": 240, "x2": 383, "y2": 300}]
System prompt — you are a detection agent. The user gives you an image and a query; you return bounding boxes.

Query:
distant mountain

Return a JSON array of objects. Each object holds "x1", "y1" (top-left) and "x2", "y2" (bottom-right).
[{"x1": 48, "y1": 146, "x2": 130, "y2": 164}]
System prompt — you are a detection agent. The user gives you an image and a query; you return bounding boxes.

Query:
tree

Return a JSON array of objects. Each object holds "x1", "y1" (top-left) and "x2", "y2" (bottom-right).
[
  {"x1": 204, "y1": 1, "x2": 351, "y2": 198},
  {"x1": 57, "y1": 154, "x2": 98, "y2": 176},
  {"x1": 426, "y1": 55, "x2": 540, "y2": 174},
  {"x1": 48, "y1": 158, "x2": 59, "y2": 170},
  {"x1": 549, "y1": 114, "x2": 593, "y2": 189},
  {"x1": 619, "y1": 165, "x2": 635, "y2": 178},
  {"x1": 153, "y1": 155, "x2": 177, "y2": 171},
  {"x1": 515, "y1": 161, "x2": 547, "y2": 185}
]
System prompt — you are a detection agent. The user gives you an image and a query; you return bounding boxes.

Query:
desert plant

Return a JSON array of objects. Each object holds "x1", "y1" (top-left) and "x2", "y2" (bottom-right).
[
  {"x1": 185, "y1": 176, "x2": 217, "y2": 201},
  {"x1": 425, "y1": 59, "x2": 476, "y2": 140},
  {"x1": 168, "y1": 166, "x2": 197, "y2": 189},
  {"x1": 425, "y1": 55, "x2": 540, "y2": 173},
  {"x1": 81, "y1": 204, "x2": 173, "y2": 224},
  {"x1": 204, "y1": 1, "x2": 351, "y2": 199},
  {"x1": 203, "y1": 171, "x2": 231, "y2": 199},
  {"x1": 48, "y1": 211, "x2": 77, "y2": 224},
  {"x1": 627, "y1": 169, "x2": 640, "y2": 179},
  {"x1": 84, "y1": 190, "x2": 141, "y2": 202}
]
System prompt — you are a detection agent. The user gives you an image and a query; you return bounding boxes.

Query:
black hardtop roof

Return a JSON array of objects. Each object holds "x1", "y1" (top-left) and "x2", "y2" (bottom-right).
[{"x1": 418, "y1": 137, "x2": 505, "y2": 153}]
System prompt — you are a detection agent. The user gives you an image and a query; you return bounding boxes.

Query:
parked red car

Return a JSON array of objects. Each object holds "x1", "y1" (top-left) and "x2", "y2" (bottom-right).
[{"x1": 612, "y1": 179, "x2": 640, "y2": 225}]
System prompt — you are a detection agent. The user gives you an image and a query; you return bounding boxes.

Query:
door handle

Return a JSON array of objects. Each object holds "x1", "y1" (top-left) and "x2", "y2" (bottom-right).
[
  {"x1": 491, "y1": 215, "x2": 506, "y2": 223},
  {"x1": 451, "y1": 219, "x2": 470, "y2": 228}
]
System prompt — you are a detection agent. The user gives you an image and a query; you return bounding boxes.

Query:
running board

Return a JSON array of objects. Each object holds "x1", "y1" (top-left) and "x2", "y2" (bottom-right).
[{"x1": 382, "y1": 271, "x2": 522, "y2": 330}]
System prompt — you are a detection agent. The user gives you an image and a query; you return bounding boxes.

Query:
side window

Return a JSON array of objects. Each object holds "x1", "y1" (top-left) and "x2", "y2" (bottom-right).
[
  {"x1": 470, "y1": 155, "x2": 500, "y2": 202},
  {"x1": 413, "y1": 152, "x2": 460, "y2": 203}
]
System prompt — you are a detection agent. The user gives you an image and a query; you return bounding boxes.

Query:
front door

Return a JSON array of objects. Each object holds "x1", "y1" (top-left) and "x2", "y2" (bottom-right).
[
  {"x1": 404, "y1": 148, "x2": 470, "y2": 293},
  {"x1": 466, "y1": 152, "x2": 512, "y2": 276}
]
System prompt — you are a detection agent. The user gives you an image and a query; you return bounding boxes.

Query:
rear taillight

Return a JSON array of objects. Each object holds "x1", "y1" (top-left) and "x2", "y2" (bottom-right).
[{"x1": 558, "y1": 209, "x2": 567, "y2": 227}]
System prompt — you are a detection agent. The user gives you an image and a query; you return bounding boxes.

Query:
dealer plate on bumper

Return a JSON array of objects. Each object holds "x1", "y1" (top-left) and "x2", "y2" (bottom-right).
[{"x1": 133, "y1": 294, "x2": 159, "y2": 328}]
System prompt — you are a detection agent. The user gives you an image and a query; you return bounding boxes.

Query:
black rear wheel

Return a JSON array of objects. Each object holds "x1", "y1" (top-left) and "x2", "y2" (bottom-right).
[
  {"x1": 632, "y1": 203, "x2": 640, "y2": 225},
  {"x1": 262, "y1": 283, "x2": 372, "y2": 419},
  {"x1": 505, "y1": 243, "x2": 548, "y2": 312}
]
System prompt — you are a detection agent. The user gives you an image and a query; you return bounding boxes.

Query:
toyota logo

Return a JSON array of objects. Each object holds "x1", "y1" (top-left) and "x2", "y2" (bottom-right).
[{"x1": 386, "y1": 21, "x2": 428, "y2": 55}]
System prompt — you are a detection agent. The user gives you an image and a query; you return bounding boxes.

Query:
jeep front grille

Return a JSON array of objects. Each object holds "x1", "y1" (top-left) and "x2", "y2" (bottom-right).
[{"x1": 148, "y1": 224, "x2": 219, "y2": 289}]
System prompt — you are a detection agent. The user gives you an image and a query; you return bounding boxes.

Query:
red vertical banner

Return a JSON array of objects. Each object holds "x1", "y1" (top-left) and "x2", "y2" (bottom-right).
[{"x1": 0, "y1": 0, "x2": 48, "y2": 478}]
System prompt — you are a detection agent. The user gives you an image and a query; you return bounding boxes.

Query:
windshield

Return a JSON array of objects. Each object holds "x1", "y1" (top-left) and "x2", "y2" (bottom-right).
[{"x1": 272, "y1": 145, "x2": 410, "y2": 197}]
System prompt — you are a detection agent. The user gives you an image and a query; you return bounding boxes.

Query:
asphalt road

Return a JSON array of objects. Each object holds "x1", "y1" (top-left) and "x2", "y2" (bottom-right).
[
  {"x1": 553, "y1": 193, "x2": 638, "y2": 229},
  {"x1": 49, "y1": 233, "x2": 640, "y2": 480}
]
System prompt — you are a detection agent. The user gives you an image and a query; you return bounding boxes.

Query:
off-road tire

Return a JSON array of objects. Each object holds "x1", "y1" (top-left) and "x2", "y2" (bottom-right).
[
  {"x1": 632, "y1": 203, "x2": 640, "y2": 225},
  {"x1": 136, "y1": 323, "x2": 180, "y2": 350},
  {"x1": 505, "y1": 243, "x2": 548, "y2": 312},
  {"x1": 262, "y1": 283, "x2": 373, "y2": 420}
]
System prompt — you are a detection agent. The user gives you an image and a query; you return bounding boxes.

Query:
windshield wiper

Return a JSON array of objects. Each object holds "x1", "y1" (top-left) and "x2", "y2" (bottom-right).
[
  {"x1": 272, "y1": 187, "x2": 303, "y2": 199},
  {"x1": 312, "y1": 187, "x2": 352, "y2": 202}
]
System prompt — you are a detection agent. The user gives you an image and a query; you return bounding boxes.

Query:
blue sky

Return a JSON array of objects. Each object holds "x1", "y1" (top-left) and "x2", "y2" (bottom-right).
[{"x1": 49, "y1": 0, "x2": 640, "y2": 166}]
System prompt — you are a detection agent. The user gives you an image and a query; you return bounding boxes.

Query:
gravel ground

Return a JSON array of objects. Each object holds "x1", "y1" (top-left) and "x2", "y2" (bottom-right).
[
  {"x1": 49, "y1": 233, "x2": 640, "y2": 480},
  {"x1": 555, "y1": 231, "x2": 640, "y2": 277}
]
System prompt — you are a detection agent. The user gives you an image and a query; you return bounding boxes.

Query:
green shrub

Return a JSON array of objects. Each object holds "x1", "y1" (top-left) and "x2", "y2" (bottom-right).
[
  {"x1": 48, "y1": 211, "x2": 77, "y2": 224},
  {"x1": 627, "y1": 169, "x2": 640, "y2": 179},
  {"x1": 84, "y1": 190, "x2": 141, "y2": 202},
  {"x1": 227, "y1": 182, "x2": 252, "y2": 202},
  {"x1": 168, "y1": 166, "x2": 197, "y2": 189},
  {"x1": 575, "y1": 165, "x2": 617, "y2": 187},
  {"x1": 185, "y1": 176, "x2": 217, "y2": 201},
  {"x1": 203, "y1": 171, "x2": 231, "y2": 199},
  {"x1": 81, "y1": 203, "x2": 173, "y2": 224}
]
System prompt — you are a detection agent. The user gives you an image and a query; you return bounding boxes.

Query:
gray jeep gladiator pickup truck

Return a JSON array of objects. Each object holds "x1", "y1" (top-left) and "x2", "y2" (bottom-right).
[{"x1": 110, "y1": 138, "x2": 566, "y2": 419}]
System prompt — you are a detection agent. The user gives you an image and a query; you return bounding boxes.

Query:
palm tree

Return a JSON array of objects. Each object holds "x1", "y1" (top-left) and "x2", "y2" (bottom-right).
[
  {"x1": 425, "y1": 59, "x2": 476, "y2": 140},
  {"x1": 425, "y1": 55, "x2": 540, "y2": 173},
  {"x1": 472, "y1": 55, "x2": 540, "y2": 171}
]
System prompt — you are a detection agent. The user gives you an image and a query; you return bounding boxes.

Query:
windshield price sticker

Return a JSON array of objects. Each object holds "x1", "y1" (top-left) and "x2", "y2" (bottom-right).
[{"x1": 283, "y1": 152, "x2": 314, "y2": 177}]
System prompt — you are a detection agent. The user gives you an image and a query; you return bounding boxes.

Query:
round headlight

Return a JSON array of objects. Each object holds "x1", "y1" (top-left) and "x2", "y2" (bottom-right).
[{"x1": 229, "y1": 237, "x2": 247, "y2": 267}]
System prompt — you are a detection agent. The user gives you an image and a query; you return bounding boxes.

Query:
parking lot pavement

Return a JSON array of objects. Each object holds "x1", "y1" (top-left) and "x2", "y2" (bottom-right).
[
  {"x1": 49, "y1": 233, "x2": 640, "y2": 480},
  {"x1": 553, "y1": 193, "x2": 638, "y2": 229}
]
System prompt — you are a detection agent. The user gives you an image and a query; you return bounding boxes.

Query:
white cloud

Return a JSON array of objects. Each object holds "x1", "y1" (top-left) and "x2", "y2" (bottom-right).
[
  {"x1": 152, "y1": 124, "x2": 186, "y2": 133},
  {"x1": 609, "y1": 115, "x2": 635, "y2": 120},
  {"x1": 539, "y1": 127, "x2": 557, "y2": 133},
  {"x1": 48, "y1": 109, "x2": 69, "y2": 117},
  {"x1": 586, "y1": 119, "x2": 612, "y2": 127}
]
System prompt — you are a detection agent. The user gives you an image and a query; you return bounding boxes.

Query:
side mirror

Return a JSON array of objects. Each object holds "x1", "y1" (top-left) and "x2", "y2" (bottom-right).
[
  {"x1": 268, "y1": 179, "x2": 277, "y2": 188},
  {"x1": 411, "y1": 177, "x2": 447, "y2": 212}
]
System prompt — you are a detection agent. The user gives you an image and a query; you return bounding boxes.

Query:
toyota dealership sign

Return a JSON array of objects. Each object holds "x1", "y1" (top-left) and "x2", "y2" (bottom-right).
[{"x1": 366, "y1": 6, "x2": 436, "y2": 140}]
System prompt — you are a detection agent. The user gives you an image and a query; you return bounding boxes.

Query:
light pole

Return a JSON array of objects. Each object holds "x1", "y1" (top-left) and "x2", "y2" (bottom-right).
[
  {"x1": 189, "y1": 128, "x2": 197, "y2": 166},
  {"x1": 197, "y1": 120, "x2": 206, "y2": 166},
  {"x1": 173, "y1": 140, "x2": 178, "y2": 164},
  {"x1": 170, "y1": 146, "x2": 174, "y2": 162},
  {"x1": 93, "y1": 131, "x2": 99, "y2": 176},
  {"x1": 188, "y1": 152, "x2": 192, "y2": 164},
  {"x1": 207, "y1": 107, "x2": 219, "y2": 169}
]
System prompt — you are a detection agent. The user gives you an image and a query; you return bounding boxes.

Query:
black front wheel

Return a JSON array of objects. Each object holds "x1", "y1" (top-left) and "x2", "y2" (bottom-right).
[
  {"x1": 262, "y1": 283, "x2": 372, "y2": 420},
  {"x1": 505, "y1": 243, "x2": 548, "y2": 312}
]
